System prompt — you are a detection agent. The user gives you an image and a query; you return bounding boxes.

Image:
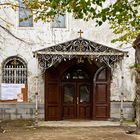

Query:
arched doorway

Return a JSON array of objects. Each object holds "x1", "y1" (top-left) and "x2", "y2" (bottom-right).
[
  {"x1": 61, "y1": 66, "x2": 92, "y2": 119},
  {"x1": 45, "y1": 59, "x2": 111, "y2": 121}
]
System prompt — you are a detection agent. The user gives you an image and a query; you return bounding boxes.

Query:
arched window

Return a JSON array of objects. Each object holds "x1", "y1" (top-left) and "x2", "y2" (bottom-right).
[{"x1": 2, "y1": 56, "x2": 27, "y2": 84}]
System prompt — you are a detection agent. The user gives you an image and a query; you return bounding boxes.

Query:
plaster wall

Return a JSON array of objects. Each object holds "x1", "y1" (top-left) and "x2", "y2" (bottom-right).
[{"x1": 0, "y1": 1, "x2": 135, "y2": 105}]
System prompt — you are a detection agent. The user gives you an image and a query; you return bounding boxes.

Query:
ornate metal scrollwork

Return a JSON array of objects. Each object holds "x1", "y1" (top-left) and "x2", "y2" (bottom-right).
[{"x1": 34, "y1": 37, "x2": 127, "y2": 70}]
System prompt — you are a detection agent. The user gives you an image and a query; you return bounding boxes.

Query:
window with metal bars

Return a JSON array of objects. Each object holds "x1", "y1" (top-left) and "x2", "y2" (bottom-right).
[{"x1": 2, "y1": 57, "x2": 27, "y2": 84}]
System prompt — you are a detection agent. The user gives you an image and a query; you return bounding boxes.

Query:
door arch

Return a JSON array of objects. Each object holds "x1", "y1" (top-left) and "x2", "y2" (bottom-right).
[{"x1": 61, "y1": 66, "x2": 92, "y2": 119}]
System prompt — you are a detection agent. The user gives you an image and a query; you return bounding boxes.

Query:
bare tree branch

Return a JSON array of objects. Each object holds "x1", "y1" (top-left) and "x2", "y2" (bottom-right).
[
  {"x1": 0, "y1": 17, "x2": 13, "y2": 26},
  {"x1": 0, "y1": 24, "x2": 27, "y2": 43},
  {"x1": 0, "y1": 2, "x2": 26, "y2": 9},
  {"x1": 0, "y1": 2, "x2": 17, "y2": 6}
]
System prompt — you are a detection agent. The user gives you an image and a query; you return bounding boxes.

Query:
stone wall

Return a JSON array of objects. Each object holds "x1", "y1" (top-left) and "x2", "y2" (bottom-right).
[
  {"x1": 110, "y1": 101, "x2": 135, "y2": 120},
  {"x1": 0, "y1": 102, "x2": 134, "y2": 121},
  {"x1": 0, "y1": 103, "x2": 44, "y2": 120}
]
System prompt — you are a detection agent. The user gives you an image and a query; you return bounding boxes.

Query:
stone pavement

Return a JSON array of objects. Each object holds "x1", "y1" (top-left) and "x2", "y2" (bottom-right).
[{"x1": 38, "y1": 120, "x2": 125, "y2": 127}]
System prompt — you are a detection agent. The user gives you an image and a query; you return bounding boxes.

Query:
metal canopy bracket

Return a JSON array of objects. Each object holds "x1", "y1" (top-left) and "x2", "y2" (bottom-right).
[{"x1": 33, "y1": 37, "x2": 127, "y2": 70}]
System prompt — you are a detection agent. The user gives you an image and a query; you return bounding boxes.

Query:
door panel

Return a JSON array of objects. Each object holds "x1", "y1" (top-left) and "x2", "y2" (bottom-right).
[
  {"x1": 62, "y1": 83, "x2": 76, "y2": 119},
  {"x1": 77, "y1": 84, "x2": 92, "y2": 119},
  {"x1": 95, "y1": 106, "x2": 108, "y2": 117},
  {"x1": 63, "y1": 84, "x2": 75, "y2": 103},
  {"x1": 47, "y1": 106, "x2": 60, "y2": 119},
  {"x1": 96, "y1": 84, "x2": 107, "y2": 103},
  {"x1": 45, "y1": 82, "x2": 60, "y2": 120},
  {"x1": 79, "y1": 85, "x2": 90, "y2": 103},
  {"x1": 48, "y1": 83, "x2": 59, "y2": 104}
]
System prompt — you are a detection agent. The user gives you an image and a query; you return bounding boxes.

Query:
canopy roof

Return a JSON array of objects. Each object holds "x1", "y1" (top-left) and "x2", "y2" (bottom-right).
[{"x1": 33, "y1": 37, "x2": 127, "y2": 69}]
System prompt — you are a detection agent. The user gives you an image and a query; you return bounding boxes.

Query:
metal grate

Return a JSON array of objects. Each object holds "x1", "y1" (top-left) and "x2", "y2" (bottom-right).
[{"x1": 2, "y1": 57, "x2": 27, "y2": 84}]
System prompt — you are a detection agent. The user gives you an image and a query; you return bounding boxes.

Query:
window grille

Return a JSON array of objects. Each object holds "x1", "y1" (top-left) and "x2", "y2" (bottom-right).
[
  {"x1": 2, "y1": 57, "x2": 27, "y2": 84},
  {"x1": 18, "y1": 0, "x2": 33, "y2": 27}
]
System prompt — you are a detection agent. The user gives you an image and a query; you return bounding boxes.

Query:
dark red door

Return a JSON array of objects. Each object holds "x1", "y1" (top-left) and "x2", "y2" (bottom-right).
[
  {"x1": 93, "y1": 66, "x2": 111, "y2": 120},
  {"x1": 45, "y1": 68, "x2": 61, "y2": 121},
  {"x1": 62, "y1": 82, "x2": 92, "y2": 119}
]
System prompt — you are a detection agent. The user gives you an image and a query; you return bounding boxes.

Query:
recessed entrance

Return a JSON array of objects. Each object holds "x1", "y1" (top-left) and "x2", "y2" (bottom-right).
[
  {"x1": 45, "y1": 59, "x2": 111, "y2": 121},
  {"x1": 62, "y1": 67, "x2": 92, "y2": 119}
]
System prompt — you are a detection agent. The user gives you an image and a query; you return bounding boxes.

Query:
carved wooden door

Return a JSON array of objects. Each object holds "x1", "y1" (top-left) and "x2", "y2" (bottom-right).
[
  {"x1": 62, "y1": 82, "x2": 92, "y2": 119},
  {"x1": 93, "y1": 67, "x2": 110, "y2": 119}
]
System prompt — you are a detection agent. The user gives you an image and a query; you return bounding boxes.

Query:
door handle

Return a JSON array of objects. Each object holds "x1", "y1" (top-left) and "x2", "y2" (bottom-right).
[{"x1": 77, "y1": 97, "x2": 79, "y2": 105}]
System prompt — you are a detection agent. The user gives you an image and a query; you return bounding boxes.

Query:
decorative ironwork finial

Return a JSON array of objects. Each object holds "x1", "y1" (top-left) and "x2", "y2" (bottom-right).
[
  {"x1": 78, "y1": 30, "x2": 83, "y2": 38},
  {"x1": 11, "y1": 58, "x2": 17, "y2": 66}
]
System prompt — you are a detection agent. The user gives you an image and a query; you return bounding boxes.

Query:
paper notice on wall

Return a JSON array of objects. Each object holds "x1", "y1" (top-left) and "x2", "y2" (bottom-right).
[{"x1": 0, "y1": 83, "x2": 25, "y2": 102}]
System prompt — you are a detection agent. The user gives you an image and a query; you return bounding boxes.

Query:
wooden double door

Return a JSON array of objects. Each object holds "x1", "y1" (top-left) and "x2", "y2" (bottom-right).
[
  {"x1": 45, "y1": 63, "x2": 111, "y2": 121},
  {"x1": 62, "y1": 82, "x2": 92, "y2": 119}
]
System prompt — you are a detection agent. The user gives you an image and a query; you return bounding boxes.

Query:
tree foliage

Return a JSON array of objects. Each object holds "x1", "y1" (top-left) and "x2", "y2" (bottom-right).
[{"x1": 24, "y1": 0, "x2": 140, "y2": 45}]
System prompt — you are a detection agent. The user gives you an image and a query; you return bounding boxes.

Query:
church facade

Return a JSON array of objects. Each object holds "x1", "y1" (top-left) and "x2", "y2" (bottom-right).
[{"x1": 0, "y1": 1, "x2": 135, "y2": 121}]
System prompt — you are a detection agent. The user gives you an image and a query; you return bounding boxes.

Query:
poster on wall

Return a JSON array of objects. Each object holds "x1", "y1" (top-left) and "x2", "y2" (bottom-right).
[{"x1": 0, "y1": 83, "x2": 25, "y2": 102}]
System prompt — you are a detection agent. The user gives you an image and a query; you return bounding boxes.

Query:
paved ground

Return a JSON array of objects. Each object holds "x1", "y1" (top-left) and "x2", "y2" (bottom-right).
[
  {"x1": 38, "y1": 120, "x2": 125, "y2": 127},
  {"x1": 0, "y1": 120, "x2": 140, "y2": 140}
]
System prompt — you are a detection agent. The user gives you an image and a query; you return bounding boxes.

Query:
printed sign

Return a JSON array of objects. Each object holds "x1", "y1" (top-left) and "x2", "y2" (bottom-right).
[{"x1": 0, "y1": 84, "x2": 25, "y2": 102}]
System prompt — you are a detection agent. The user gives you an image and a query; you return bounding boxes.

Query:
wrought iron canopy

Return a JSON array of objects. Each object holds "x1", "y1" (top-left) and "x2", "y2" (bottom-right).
[{"x1": 33, "y1": 37, "x2": 127, "y2": 69}]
